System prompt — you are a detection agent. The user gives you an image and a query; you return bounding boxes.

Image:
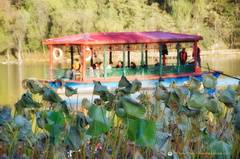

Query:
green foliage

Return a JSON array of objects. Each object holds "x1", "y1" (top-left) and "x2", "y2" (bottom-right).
[
  {"x1": 0, "y1": 106, "x2": 13, "y2": 125},
  {"x1": 1, "y1": 74, "x2": 240, "y2": 158},
  {"x1": 0, "y1": 0, "x2": 239, "y2": 60},
  {"x1": 188, "y1": 76, "x2": 201, "y2": 93},
  {"x1": 86, "y1": 105, "x2": 110, "y2": 136},
  {"x1": 202, "y1": 74, "x2": 218, "y2": 90},
  {"x1": 136, "y1": 119, "x2": 156, "y2": 148},
  {"x1": 218, "y1": 85, "x2": 238, "y2": 108}
]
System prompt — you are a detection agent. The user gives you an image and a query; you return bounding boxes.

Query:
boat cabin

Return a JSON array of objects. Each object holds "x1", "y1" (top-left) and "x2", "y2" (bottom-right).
[{"x1": 42, "y1": 31, "x2": 203, "y2": 85}]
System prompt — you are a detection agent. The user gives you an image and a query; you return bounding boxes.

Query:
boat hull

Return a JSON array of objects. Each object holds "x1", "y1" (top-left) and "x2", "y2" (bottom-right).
[{"x1": 47, "y1": 72, "x2": 222, "y2": 92}]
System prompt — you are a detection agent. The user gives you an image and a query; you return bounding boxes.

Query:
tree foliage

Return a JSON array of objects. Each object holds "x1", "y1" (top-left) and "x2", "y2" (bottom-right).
[{"x1": 0, "y1": 0, "x2": 239, "y2": 59}]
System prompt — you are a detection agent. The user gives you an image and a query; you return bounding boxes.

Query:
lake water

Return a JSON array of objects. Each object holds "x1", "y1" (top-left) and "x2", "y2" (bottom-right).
[{"x1": 0, "y1": 52, "x2": 240, "y2": 106}]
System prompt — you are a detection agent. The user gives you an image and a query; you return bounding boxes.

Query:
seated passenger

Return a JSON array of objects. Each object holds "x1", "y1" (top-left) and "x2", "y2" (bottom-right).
[
  {"x1": 130, "y1": 62, "x2": 136, "y2": 69},
  {"x1": 116, "y1": 60, "x2": 123, "y2": 68},
  {"x1": 154, "y1": 59, "x2": 160, "y2": 66},
  {"x1": 66, "y1": 59, "x2": 81, "y2": 80}
]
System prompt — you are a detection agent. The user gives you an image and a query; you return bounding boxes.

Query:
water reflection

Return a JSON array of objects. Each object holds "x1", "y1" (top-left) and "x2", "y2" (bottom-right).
[{"x1": 0, "y1": 53, "x2": 239, "y2": 105}]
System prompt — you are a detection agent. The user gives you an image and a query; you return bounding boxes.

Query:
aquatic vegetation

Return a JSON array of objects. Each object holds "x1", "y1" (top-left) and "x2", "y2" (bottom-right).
[{"x1": 0, "y1": 76, "x2": 240, "y2": 158}]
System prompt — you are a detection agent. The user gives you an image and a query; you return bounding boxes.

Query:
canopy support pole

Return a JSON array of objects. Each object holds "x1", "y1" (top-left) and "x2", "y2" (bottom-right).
[
  {"x1": 141, "y1": 44, "x2": 145, "y2": 76},
  {"x1": 70, "y1": 46, "x2": 74, "y2": 67},
  {"x1": 159, "y1": 43, "x2": 163, "y2": 76},
  {"x1": 109, "y1": 50, "x2": 112, "y2": 63},
  {"x1": 193, "y1": 41, "x2": 198, "y2": 73},
  {"x1": 104, "y1": 45, "x2": 107, "y2": 78},
  {"x1": 49, "y1": 45, "x2": 53, "y2": 80},
  {"x1": 145, "y1": 45, "x2": 148, "y2": 67},
  {"x1": 127, "y1": 45, "x2": 130, "y2": 67},
  {"x1": 81, "y1": 44, "x2": 86, "y2": 81},
  {"x1": 177, "y1": 42, "x2": 180, "y2": 74},
  {"x1": 123, "y1": 44, "x2": 126, "y2": 75}
]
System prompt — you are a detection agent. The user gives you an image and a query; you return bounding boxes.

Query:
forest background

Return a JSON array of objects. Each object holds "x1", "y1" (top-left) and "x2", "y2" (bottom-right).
[{"x1": 0, "y1": 0, "x2": 239, "y2": 62}]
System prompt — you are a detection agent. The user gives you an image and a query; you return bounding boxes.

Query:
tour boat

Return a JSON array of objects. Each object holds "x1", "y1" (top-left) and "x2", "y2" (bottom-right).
[{"x1": 24, "y1": 31, "x2": 222, "y2": 91}]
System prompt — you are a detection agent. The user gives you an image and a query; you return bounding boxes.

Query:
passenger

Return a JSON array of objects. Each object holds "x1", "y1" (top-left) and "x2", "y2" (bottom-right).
[
  {"x1": 99, "y1": 62, "x2": 103, "y2": 69},
  {"x1": 106, "y1": 62, "x2": 113, "y2": 76},
  {"x1": 130, "y1": 62, "x2": 136, "y2": 69},
  {"x1": 66, "y1": 59, "x2": 80, "y2": 80},
  {"x1": 180, "y1": 48, "x2": 188, "y2": 65},
  {"x1": 154, "y1": 59, "x2": 160, "y2": 66},
  {"x1": 192, "y1": 47, "x2": 201, "y2": 67},
  {"x1": 107, "y1": 62, "x2": 113, "y2": 69},
  {"x1": 162, "y1": 44, "x2": 168, "y2": 66},
  {"x1": 116, "y1": 60, "x2": 123, "y2": 68}
]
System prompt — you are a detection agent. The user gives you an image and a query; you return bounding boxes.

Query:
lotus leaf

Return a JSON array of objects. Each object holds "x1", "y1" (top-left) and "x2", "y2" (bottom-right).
[
  {"x1": 87, "y1": 105, "x2": 110, "y2": 136},
  {"x1": 187, "y1": 92, "x2": 206, "y2": 109},
  {"x1": 46, "y1": 111, "x2": 65, "y2": 127},
  {"x1": 136, "y1": 119, "x2": 156, "y2": 148},
  {"x1": 174, "y1": 87, "x2": 186, "y2": 105},
  {"x1": 93, "y1": 80, "x2": 109, "y2": 96},
  {"x1": 48, "y1": 124, "x2": 63, "y2": 145},
  {"x1": 27, "y1": 80, "x2": 44, "y2": 94},
  {"x1": 58, "y1": 100, "x2": 70, "y2": 117},
  {"x1": 15, "y1": 115, "x2": 33, "y2": 139},
  {"x1": 178, "y1": 105, "x2": 200, "y2": 117},
  {"x1": 115, "y1": 85, "x2": 132, "y2": 95},
  {"x1": 120, "y1": 96, "x2": 146, "y2": 118},
  {"x1": 36, "y1": 112, "x2": 47, "y2": 129},
  {"x1": 42, "y1": 86, "x2": 62, "y2": 103},
  {"x1": 115, "y1": 108, "x2": 127, "y2": 118},
  {"x1": 15, "y1": 115, "x2": 25, "y2": 127},
  {"x1": 205, "y1": 96, "x2": 220, "y2": 114},
  {"x1": 76, "y1": 112, "x2": 93, "y2": 129},
  {"x1": 65, "y1": 84, "x2": 78, "y2": 97},
  {"x1": 15, "y1": 91, "x2": 42, "y2": 109},
  {"x1": 130, "y1": 78, "x2": 142, "y2": 93},
  {"x1": 201, "y1": 135, "x2": 218, "y2": 144},
  {"x1": 233, "y1": 101, "x2": 240, "y2": 114},
  {"x1": 188, "y1": 76, "x2": 201, "y2": 93},
  {"x1": 209, "y1": 141, "x2": 232, "y2": 159},
  {"x1": 202, "y1": 74, "x2": 217, "y2": 90},
  {"x1": 118, "y1": 75, "x2": 131, "y2": 87},
  {"x1": 154, "y1": 83, "x2": 169, "y2": 101},
  {"x1": 166, "y1": 92, "x2": 180, "y2": 112},
  {"x1": 234, "y1": 111, "x2": 240, "y2": 134},
  {"x1": 155, "y1": 131, "x2": 171, "y2": 149},
  {"x1": 64, "y1": 126, "x2": 82, "y2": 150},
  {"x1": 0, "y1": 106, "x2": 12, "y2": 125},
  {"x1": 155, "y1": 115, "x2": 169, "y2": 131},
  {"x1": 218, "y1": 85, "x2": 238, "y2": 108},
  {"x1": 81, "y1": 98, "x2": 92, "y2": 110},
  {"x1": 123, "y1": 117, "x2": 139, "y2": 140}
]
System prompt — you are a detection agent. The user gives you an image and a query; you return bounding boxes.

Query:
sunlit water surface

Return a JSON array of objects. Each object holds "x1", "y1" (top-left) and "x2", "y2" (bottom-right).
[{"x1": 0, "y1": 52, "x2": 239, "y2": 106}]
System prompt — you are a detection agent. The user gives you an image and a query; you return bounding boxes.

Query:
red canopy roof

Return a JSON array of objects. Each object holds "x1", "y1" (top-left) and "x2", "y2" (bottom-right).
[{"x1": 42, "y1": 31, "x2": 203, "y2": 45}]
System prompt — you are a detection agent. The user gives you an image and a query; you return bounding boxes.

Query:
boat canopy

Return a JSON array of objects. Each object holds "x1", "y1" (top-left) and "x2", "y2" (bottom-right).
[
  {"x1": 42, "y1": 31, "x2": 203, "y2": 82},
  {"x1": 43, "y1": 31, "x2": 203, "y2": 45}
]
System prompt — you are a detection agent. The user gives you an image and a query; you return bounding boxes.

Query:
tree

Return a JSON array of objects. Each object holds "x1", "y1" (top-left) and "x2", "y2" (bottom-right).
[{"x1": 9, "y1": 9, "x2": 30, "y2": 61}]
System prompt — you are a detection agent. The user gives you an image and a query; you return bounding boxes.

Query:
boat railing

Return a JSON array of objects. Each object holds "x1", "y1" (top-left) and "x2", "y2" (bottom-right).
[
  {"x1": 85, "y1": 63, "x2": 195, "y2": 78},
  {"x1": 46, "y1": 69, "x2": 69, "y2": 79}
]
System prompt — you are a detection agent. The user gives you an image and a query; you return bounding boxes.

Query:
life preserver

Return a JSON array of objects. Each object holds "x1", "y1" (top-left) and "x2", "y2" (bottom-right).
[
  {"x1": 52, "y1": 48, "x2": 63, "y2": 60},
  {"x1": 55, "y1": 79, "x2": 66, "y2": 88},
  {"x1": 22, "y1": 79, "x2": 29, "y2": 89}
]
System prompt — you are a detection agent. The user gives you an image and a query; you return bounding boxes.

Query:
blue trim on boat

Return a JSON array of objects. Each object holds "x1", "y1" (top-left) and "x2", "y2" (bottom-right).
[{"x1": 48, "y1": 73, "x2": 222, "y2": 91}]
